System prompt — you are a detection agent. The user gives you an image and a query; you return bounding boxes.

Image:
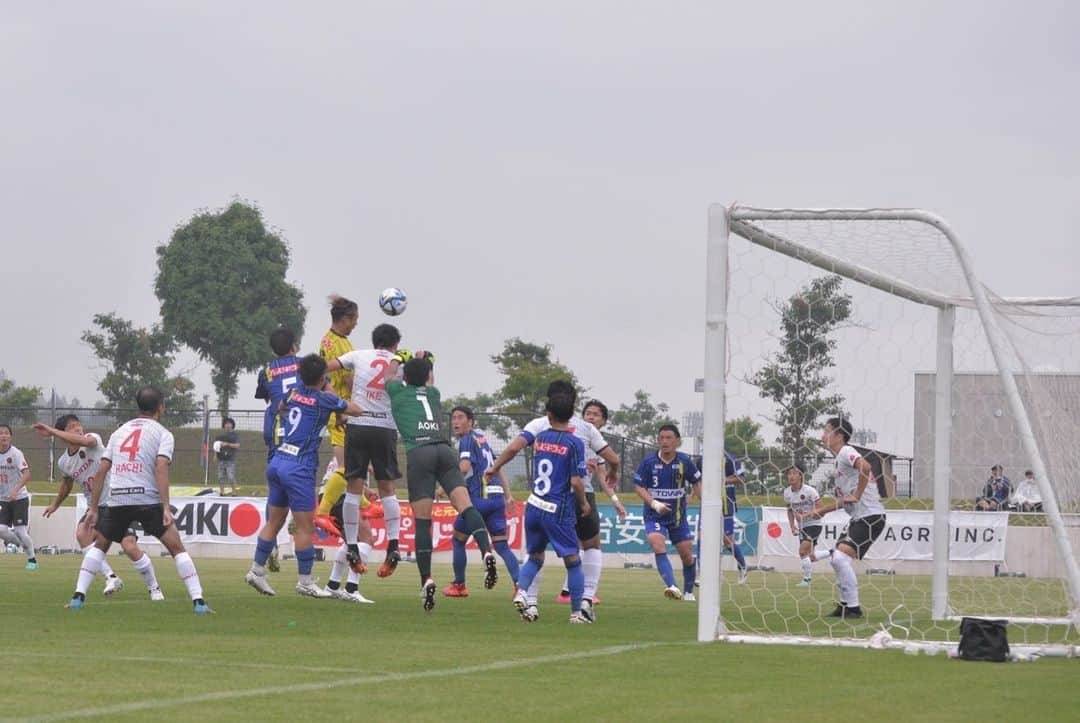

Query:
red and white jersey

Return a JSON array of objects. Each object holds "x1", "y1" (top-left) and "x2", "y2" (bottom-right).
[
  {"x1": 0, "y1": 445, "x2": 29, "y2": 500},
  {"x1": 338, "y1": 348, "x2": 400, "y2": 430},
  {"x1": 783, "y1": 483, "x2": 820, "y2": 520},
  {"x1": 57, "y1": 433, "x2": 106, "y2": 500},
  {"x1": 523, "y1": 415, "x2": 609, "y2": 493},
  {"x1": 832, "y1": 444, "x2": 884, "y2": 519},
  {"x1": 101, "y1": 417, "x2": 175, "y2": 507}
]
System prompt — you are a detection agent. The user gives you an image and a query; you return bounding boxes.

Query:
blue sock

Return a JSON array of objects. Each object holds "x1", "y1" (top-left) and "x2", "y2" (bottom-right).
[
  {"x1": 683, "y1": 562, "x2": 696, "y2": 593},
  {"x1": 494, "y1": 540, "x2": 520, "y2": 583},
  {"x1": 655, "y1": 553, "x2": 676, "y2": 587},
  {"x1": 452, "y1": 536, "x2": 467, "y2": 584},
  {"x1": 566, "y1": 559, "x2": 584, "y2": 613},
  {"x1": 518, "y1": 558, "x2": 543, "y2": 594},
  {"x1": 254, "y1": 536, "x2": 275, "y2": 567},
  {"x1": 296, "y1": 546, "x2": 315, "y2": 576},
  {"x1": 732, "y1": 543, "x2": 746, "y2": 570}
]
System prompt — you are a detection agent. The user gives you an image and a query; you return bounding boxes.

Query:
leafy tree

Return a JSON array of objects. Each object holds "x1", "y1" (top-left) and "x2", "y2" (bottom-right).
[
  {"x1": 609, "y1": 389, "x2": 678, "y2": 442},
  {"x1": 0, "y1": 376, "x2": 43, "y2": 423},
  {"x1": 750, "y1": 274, "x2": 852, "y2": 463},
  {"x1": 155, "y1": 200, "x2": 306, "y2": 413},
  {"x1": 82, "y1": 313, "x2": 199, "y2": 424},
  {"x1": 491, "y1": 338, "x2": 579, "y2": 423},
  {"x1": 724, "y1": 416, "x2": 767, "y2": 458}
]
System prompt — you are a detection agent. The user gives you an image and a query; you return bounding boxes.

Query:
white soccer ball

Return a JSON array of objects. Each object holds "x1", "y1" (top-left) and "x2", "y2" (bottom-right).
[{"x1": 379, "y1": 287, "x2": 407, "y2": 316}]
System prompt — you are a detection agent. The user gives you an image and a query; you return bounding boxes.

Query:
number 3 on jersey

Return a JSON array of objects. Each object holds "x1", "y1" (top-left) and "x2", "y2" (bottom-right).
[{"x1": 119, "y1": 429, "x2": 142, "y2": 461}]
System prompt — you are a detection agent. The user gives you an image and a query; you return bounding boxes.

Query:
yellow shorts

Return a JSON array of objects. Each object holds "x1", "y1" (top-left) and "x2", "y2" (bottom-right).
[{"x1": 328, "y1": 415, "x2": 345, "y2": 448}]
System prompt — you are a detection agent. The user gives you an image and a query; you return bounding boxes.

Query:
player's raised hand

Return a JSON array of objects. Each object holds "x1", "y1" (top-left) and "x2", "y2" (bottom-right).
[
  {"x1": 393, "y1": 349, "x2": 413, "y2": 365},
  {"x1": 31, "y1": 422, "x2": 54, "y2": 438}
]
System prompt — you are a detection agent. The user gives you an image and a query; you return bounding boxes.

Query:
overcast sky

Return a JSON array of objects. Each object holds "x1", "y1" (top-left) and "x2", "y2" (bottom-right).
[{"x1": 2, "y1": 1, "x2": 1077, "y2": 450}]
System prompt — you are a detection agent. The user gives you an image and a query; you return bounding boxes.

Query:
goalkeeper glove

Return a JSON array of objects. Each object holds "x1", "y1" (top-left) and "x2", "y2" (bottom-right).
[
  {"x1": 393, "y1": 349, "x2": 412, "y2": 364},
  {"x1": 417, "y1": 350, "x2": 435, "y2": 366}
]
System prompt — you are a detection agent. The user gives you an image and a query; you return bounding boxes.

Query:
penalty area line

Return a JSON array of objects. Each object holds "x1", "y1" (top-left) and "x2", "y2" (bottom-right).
[{"x1": 14, "y1": 641, "x2": 683, "y2": 722}]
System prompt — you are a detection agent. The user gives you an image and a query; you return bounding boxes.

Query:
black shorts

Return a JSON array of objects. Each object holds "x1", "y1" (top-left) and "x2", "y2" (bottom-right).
[
  {"x1": 406, "y1": 443, "x2": 465, "y2": 502},
  {"x1": 97, "y1": 504, "x2": 168, "y2": 543},
  {"x1": 839, "y1": 514, "x2": 886, "y2": 559},
  {"x1": 799, "y1": 524, "x2": 823, "y2": 545},
  {"x1": 575, "y1": 492, "x2": 600, "y2": 541},
  {"x1": 79, "y1": 506, "x2": 138, "y2": 539},
  {"x1": 345, "y1": 425, "x2": 401, "y2": 482},
  {"x1": 0, "y1": 497, "x2": 29, "y2": 527}
]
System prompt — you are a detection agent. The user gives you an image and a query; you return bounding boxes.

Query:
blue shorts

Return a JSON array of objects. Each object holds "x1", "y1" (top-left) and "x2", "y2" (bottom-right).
[
  {"x1": 524, "y1": 504, "x2": 579, "y2": 558},
  {"x1": 454, "y1": 495, "x2": 507, "y2": 538},
  {"x1": 266, "y1": 458, "x2": 317, "y2": 512},
  {"x1": 646, "y1": 517, "x2": 693, "y2": 545}
]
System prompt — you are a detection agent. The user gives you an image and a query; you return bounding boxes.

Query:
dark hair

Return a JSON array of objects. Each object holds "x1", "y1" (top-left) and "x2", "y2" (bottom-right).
[
  {"x1": 825, "y1": 416, "x2": 853, "y2": 443},
  {"x1": 56, "y1": 413, "x2": 80, "y2": 431},
  {"x1": 1025, "y1": 469, "x2": 1033, "y2": 476},
  {"x1": 136, "y1": 386, "x2": 164, "y2": 413},
  {"x1": 786, "y1": 463, "x2": 806, "y2": 476},
  {"x1": 403, "y1": 358, "x2": 431, "y2": 387},
  {"x1": 582, "y1": 399, "x2": 609, "y2": 421},
  {"x1": 991, "y1": 464, "x2": 1003, "y2": 473},
  {"x1": 372, "y1": 323, "x2": 401, "y2": 350},
  {"x1": 546, "y1": 380, "x2": 577, "y2": 409},
  {"x1": 270, "y1": 327, "x2": 296, "y2": 356},
  {"x1": 222, "y1": 417, "x2": 235, "y2": 429},
  {"x1": 658, "y1": 423, "x2": 681, "y2": 438},
  {"x1": 545, "y1": 392, "x2": 575, "y2": 423},
  {"x1": 451, "y1": 405, "x2": 474, "y2": 421},
  {"x1": 329, "y1": 294, "x2": 358, "y2": 321},
  {"x1": 0, "y1": 424, "x2": 11, "y2": 434},
  {"x1": 299, "y1": 353, "x2": 327, "y2": 386}
]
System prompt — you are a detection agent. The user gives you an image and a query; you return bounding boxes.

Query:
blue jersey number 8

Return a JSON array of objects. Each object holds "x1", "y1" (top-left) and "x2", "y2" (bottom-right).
[{"x1": 533, "y1": 458, "x2": 553, "y2": 496}]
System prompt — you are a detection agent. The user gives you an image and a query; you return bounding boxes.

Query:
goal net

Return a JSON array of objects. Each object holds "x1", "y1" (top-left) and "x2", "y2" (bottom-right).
[{"x1": 696, "y1": 206, "x2": 1080, "y2": 655}]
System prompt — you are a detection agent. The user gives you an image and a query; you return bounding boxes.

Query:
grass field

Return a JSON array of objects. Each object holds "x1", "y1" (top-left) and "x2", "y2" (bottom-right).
[{"x1": 2, "y1": 556, "x2": 1078, "y2": 722}]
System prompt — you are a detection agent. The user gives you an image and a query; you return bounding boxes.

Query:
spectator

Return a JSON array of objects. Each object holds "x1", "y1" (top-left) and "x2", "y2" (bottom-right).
[
  {"x1": 1011, "y1": 469, "x2": 1044, "y2": 513},
  {"x1": 975, "y1": 465, "x2": 1011, "y2": 511},
  {"x1": 215, "y1": 418, "x2": 240, "y2": 496}
]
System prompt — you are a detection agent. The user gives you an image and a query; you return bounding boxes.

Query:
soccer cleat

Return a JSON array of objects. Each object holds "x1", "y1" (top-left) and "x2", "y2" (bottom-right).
[
  {"x1": 737, "y1": 568, "x2": 749, "y2": 584},
  {"x1": 25, "y1": 561, "x2": 38, "y2": 570},
  {"x1": 103, "y1": 576, "x2": 124, "y2": 596},
  {"x1": 512, "y1": 587, "x2": 530, "y2": 619},
  {"x1": 314, "y1": 514, "x2": 343, "y2": 538},
  {"x1": 149, "y1": 587, "x2": 165, "y2": 601},
  {"x1": 296, "y1": 580, "x2": 333, "y2": 598},
  {"x1": 556, "y1": 591, "x2": 571, "y2": 605},
  {"x1": 664, "y1": 585, "x2": 683, "y2": 600},
  {"x1": 421, "y1": 578, "x2": 436, "y2": 612},
  {"x1": 843, "y1": 605, "x2": 864, "y2": 619},
  {"x1": 193, "y1": 601, "x2": 214, "y2": 615},
  {"x1": 340, "y1": 590, "x2": 375, "y2": 604},
  {"x1": 483, "y1": 552, "x2": 498, "y2": 589},
  {"x1": 580, "y1": 599, "x2": 596, "y2": 623},
  {"x1": 683, "y1": 592, "x2": 697, "y2": 602},
  {"x1": 378, "y1": 549, "x2": 401, "y2": 578},
  {"x1": 346, "y1": 548, "x2": 367, "y2": 575},
  {"x1": 267, "y1": 548, "x2": 280, "y2": 573},
  {"x1": 65, "y1": 596, "x2": 85, "y2": 610},
  {"x1": 569, "y1": 611, "x2": 593, "y2": 624},
  {"x1": 361, "y1": 500, "x2": 384, "y2": 520},
  {"x1": 443, "y1": 582, "x2": 469, "y2": 598},
  {"x1": 522, "y1": 604, "x2": 540, "y2": 622},
  {"x1": 245, "y1": 570, "x2": 277, "y2": 596},
  {"x1": 826, "y1": 604, "x2": 846, "y2": 617},
  {"x1": 797, "y1": 579, "x2": 812, "y2": 588}
]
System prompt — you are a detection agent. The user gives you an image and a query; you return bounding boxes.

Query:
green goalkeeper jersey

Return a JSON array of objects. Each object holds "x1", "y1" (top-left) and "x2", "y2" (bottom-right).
[{"x1": 386, "y1": 379, "x2": 445, "y2": 451}]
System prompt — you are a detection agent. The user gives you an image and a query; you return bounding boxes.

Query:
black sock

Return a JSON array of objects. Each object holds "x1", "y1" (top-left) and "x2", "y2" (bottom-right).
[
  {"x1": 73, "y1": 591, "x2": 85, "y2": 602},
  {"x1": 414, "y1": 518, "x2": 432, "y2": 581},
  {"x1": 327, "y1": 580, "x2": 341, "y2": 590},
  {"x1": 460, "y1": 507, "x2": 491, "y2": 554},
  {"x1": 345, "y1": 581, "x2": 359, "y2": 594},
  {"x1": 387, "y1": 538, "x2": 399, "y2": 555}
]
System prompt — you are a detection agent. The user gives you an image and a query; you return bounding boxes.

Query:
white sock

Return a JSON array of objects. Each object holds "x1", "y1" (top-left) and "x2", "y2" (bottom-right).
[
  {"x1": 14, "y1": 526, "x2": 34, "y2": 558},
  {"x1": 800, "y1": 557, "x2": 812, "y2": 580},
  {"x1": 812, "y1": 548, "x2": 832, "y2": 562},
  {"x1": 561, "y1": 573, "x2": 569, "y2": 593},
  {"x1": 582, "y1": 548, "x2": 603, "y2": 600},
  {"x1": 381, "y1": 496, "x2": 401, "y2": 541},
  {"x1": 830, "y1": 549, "x2": 859, "y2": 607},
  {"x1": 0, "y1": 524, "x2": 16, "y2": 545},
  {"x1": 174, "y1": 551, "x2": 204, "y2": 601},
  {"x1": 343, "y1": 493, "x2": 361, "y2": 545},
  {"x1": 527, "y1": 568, "x2": 543, "y2": 606},
  {"x1": 346, "y1": 569, "x2": 360, "y2": 586},
  {"x1": 76, "y1": 547, "x2": 106, "y2": 595},
  {"x1": 358, "y1": 542, "x2": 372, "y2": 563},
  {"x1": 133, "y1": 554, "x2": 159, "y2": 591},
  {"x1": 330, "y1": 546, "x2": 349, "y2": 584}
]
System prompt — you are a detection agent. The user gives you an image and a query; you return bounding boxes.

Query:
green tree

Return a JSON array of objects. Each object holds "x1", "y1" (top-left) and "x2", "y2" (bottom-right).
[
  {"x1": 609, "y1": 389, "x2": 678, "y2": 442},
  {"x1": 750, "y1": 274, "x2": 852, "y2": 463},
  {"x1": 724, "y1": 415, "x2": 767, "y2": 458},
  {"x1": 491, "y1": 338, "x2": 579, "y2": 423},
  {"x1": 155, "y1": 200, "x2": 306, "y2": 413},
  {"x1": 0, "y1": 376, "x2": 43, "y2": 423},
  {"x1": 82, "y1": 313, "x2": 199, "y2": 424}
]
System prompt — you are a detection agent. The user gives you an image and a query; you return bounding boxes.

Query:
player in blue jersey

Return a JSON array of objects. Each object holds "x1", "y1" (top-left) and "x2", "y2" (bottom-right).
[
  {"x1": 634, "y1": 424, "x2": 702, "y2": 600},
  {"x1": 443, "y1": 406, "x2": 519, "y2": 598},
  {"x1": 254, "y1": 327, "x2": 303, "y2": 460},
  {"x1": 245, "y1": 354, "x2": 366, "y2": 598},
  {"x1": 487, "y1": 387, "x2": 591, "y2": 623},
  {"x1": 691, "y1": 450, "x2": 746, "y2": 598}
]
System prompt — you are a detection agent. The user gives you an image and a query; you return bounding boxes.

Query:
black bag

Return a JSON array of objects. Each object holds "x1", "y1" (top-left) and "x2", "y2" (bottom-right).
[{"x1": 958, "y1": 617, "x2": 1009, "y2": 662}]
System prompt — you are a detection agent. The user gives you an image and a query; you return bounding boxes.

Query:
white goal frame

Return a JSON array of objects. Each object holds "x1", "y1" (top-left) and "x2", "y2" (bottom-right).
[{"x1": 697, "y1": 204, "x2": 1080, "y2": 650}]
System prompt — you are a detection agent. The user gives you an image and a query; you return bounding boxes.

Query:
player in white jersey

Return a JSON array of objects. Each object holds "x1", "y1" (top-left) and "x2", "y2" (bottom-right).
[
  {"x1": 781, "y1": 464, "x2": 821, "y2": 587},
  {"x1": 66, "y1": 387, "x2": 211, "y2": 614},
  {"x1": 325, "y1": 323, "x2": 406, "y2": 578},
  {"x1": 0, "y1": 424, "x2": 36, "y2": 569},
  {"x1": 35, "y1": 415, "x2": 164, "y2": 598},
  {"x1": 800, "y1": 417, "x2": 886, "y2": 619}
]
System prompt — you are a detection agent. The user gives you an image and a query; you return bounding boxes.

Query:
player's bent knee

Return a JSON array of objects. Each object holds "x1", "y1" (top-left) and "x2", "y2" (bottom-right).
[{"x1": 564, "y1": 554, "x2": 580, "y2": 567}]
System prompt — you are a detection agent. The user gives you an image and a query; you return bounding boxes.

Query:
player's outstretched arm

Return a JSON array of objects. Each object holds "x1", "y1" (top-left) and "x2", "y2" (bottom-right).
[
  {"x1": 44, "y1": 477, "x2": 75, "y2": 516},
  {"x1": 32, "y1": 423, "x2": 99, "y2": 448}
]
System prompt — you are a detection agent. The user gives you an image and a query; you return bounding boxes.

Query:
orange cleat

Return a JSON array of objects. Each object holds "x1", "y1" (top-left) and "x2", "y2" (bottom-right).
[
  {"x1": 346, "y1": 548, "x2": 367, "y2": 575},
  {"x1": 443, "y1": 582, "x2": 469, "y2": 598},
  {"x1": 314, "y1": 514, "x2": 342, "y2": 538},
  {"x1": 362, "y1": 501, "x2": 384, "y2": 520},
  {"x1": 377, "y1": 549, "x2": 401, "y2": 578}
]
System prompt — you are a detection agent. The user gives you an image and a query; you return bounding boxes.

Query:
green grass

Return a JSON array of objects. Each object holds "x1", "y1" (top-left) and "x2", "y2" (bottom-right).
[{"x1": 2, "y1": 557, "x2": 1078, "y2": 722}]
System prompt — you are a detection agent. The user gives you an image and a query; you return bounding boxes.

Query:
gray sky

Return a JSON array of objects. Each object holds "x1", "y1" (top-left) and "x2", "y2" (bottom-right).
[{"x1": 2, "y1": 1, "x2": 1078, "y2": 449}]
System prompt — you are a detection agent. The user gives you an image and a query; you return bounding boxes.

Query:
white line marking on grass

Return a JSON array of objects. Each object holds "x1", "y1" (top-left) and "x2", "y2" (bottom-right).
[
  {"x1": 14, "y1": 641, "x2": 683, "y2": 722},
  {"x1": 7, "y1": 650, "x2": 352, "y2": 675}
]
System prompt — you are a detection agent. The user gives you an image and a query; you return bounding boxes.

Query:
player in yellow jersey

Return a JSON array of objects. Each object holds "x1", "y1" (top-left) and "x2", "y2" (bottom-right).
[{"x1": 314, "y1": 295, "x2": 359, "y2": 537}]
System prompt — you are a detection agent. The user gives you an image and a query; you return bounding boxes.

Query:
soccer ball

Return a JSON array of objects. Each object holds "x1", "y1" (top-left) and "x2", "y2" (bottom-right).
[{"x1": 379, "y1": 288, "x2": 407, "y2": 316}]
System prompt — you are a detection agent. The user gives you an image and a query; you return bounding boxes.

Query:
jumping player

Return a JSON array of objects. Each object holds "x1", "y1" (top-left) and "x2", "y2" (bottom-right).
[
  {"x1": 0, "y1": 424, "x2": 36, "y2": 569},
  {"x1": 314, "y1": 295, "x2": 358, "y2": 537}
]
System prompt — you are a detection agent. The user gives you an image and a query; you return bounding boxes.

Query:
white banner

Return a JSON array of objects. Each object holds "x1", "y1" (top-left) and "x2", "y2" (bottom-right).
[
  {"x1": 76, "y1": 496, "x2": 289, "y2": 546},
  {"x1": 759, "y1": 507, "x2": 1008, "y2": 562}
]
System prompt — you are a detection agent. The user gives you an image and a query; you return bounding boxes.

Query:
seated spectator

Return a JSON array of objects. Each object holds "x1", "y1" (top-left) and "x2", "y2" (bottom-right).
[
  {"x1": 975, "y1": 465, "x2": 1011, "y2": 511},
  {"x1": 1011, "y1": 469, "x2": 1044, "y2": 513}
]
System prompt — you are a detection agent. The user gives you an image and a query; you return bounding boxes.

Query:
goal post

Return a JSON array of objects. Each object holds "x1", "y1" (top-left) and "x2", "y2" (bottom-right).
[{"x1": 700, "y1": 204, "x2": 1080, "y2": 651}]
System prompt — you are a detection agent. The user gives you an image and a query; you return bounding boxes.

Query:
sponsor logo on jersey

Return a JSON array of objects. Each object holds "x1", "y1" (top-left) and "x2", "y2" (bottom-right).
[{"x1": 534, "y1": 440, "x2": 569, "y2": 455}]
